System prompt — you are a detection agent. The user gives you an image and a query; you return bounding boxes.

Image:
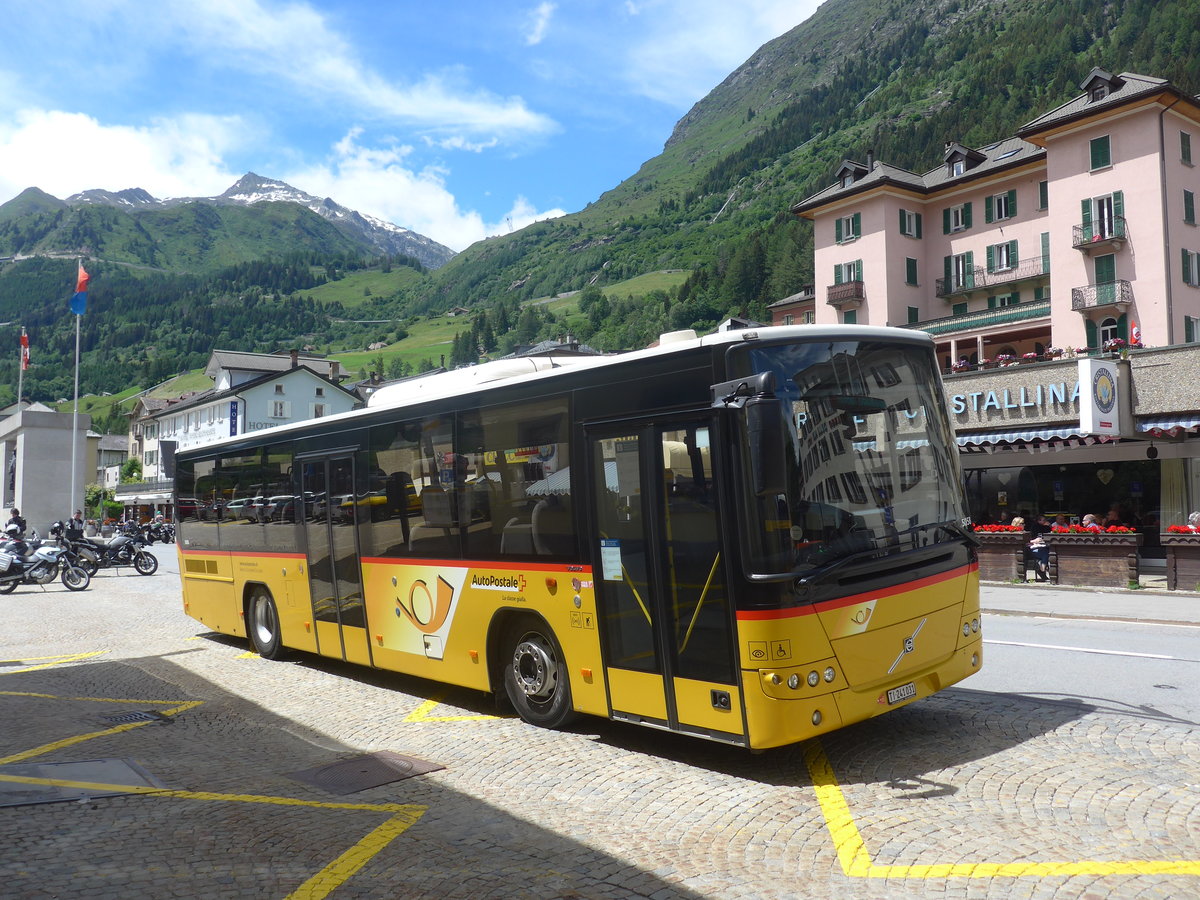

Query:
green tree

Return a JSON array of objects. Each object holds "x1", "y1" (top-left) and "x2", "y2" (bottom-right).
[{"x1": 120, "y1": 458, "x2": 142, "y2": 483}]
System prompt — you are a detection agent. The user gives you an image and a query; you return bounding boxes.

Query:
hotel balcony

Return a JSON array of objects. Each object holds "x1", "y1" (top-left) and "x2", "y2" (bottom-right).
[
  {"x1": 935, "y1": 255, "x2": 1050, "y2": 299},
  {"x1": 826, "y1": 280, "x2": 865, "y2": 309},
  {"x1": 906, "y1": 298, "x2": 1051, "y2": 337},
  {"x1": 1071, "y1": 279, "x2": 1133, "y2": 313},
  {"x1": 1071, "y1": 216, "x2": 1127, "y2": 254}
]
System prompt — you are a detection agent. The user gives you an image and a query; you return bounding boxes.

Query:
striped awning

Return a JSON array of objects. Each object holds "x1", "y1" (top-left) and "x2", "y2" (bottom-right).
[
  {"x1": 955, "y1": 426, "x2": 1088, "y2": 447},
  {"x1": 1136, "y1": 415, "x2": 1200, "y2": 436}
]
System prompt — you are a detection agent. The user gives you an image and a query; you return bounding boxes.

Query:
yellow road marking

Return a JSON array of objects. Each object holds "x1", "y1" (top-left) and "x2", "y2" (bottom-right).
[
  {"x1": 285, "y1": 811, "x2": 424, "y2": 900},
  {"x1": 0, "y1": 651, "x2": 106, "y2": 673},
  {"x1": 803, "y1": 740, "x2": 1200, "y2": 878},
  {"x1": 0, "y1": 690, "x2": 192, "y2": 704},
  {"x1": 0, "y1": 701, "x2": 203, "y2": 765},
  {"x1": 405, "y1": 696, "x2": 500, "y2": 722}
]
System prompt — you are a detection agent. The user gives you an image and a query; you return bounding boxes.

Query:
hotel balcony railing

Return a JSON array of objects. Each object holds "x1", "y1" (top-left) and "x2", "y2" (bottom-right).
[
  {"x1": 904, "y1": 298, "x2": 1051, "y2": 337},
  {"x1": 1070, "y1": 279, "x2": 1133, "y2": 310},
  {"x1": 826, "y1": 280, "x2": 865, "y2": 308},
  {"x1": 1072, "y1": 216, "x2": 1127, "y2": 251},
  {"x1": 935, "y1": 255, "x2": 1049, "y2": 298}
]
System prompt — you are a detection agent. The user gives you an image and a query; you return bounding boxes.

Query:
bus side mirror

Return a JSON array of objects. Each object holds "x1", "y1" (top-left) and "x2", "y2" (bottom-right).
[{"x1": 745, "y1": 398, "x2": 785, "y2": 497}]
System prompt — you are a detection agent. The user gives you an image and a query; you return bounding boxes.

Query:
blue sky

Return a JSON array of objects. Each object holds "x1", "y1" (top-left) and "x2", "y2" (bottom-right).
[{"x1": 0, "y1": 1, "x2": 820, "y2": 252}]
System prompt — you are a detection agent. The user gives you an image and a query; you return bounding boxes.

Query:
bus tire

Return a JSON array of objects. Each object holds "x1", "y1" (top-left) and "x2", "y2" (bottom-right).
[
  {"x1": 248, "y1": 588, "x2": 284, "y2": 659},
  {"x1": 503, "y1": 618, "x2": 578, "y2": 729}
]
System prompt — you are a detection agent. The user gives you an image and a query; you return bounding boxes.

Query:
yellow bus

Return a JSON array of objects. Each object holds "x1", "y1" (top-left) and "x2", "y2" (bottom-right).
[{"x1": 175, "y1": 325, "x2": 981, "y2": 749}]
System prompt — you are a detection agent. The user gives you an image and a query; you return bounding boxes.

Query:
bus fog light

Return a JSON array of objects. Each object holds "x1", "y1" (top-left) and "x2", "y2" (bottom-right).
[
  {"x1": 807, "y1": 670, "x2": 820, "y2": 687},
  {"x1": 787, "y1": 674, "x2": 800, "y2": 690},
  {"x1": 823, "y1": 666, "x2": 835, "y2": 683},
  {"x1": 971, "y1": 653, "x2": 979, "y2": 667},
  {"x1": 812, "y1": 710, "x2": 822, "y2": 726},
  {"x1": 962, "y1": 623, "x2": 970, "y2": 637}
]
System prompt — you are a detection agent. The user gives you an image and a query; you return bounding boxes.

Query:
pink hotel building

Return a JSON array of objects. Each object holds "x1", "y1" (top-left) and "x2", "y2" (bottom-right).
[{"x1": 788, "y1": 69, "x2": 1200, "y2": 553}]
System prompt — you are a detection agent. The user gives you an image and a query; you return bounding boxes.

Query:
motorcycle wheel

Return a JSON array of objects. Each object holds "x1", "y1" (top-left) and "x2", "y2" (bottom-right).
[
  {"x1": 62, "y1": 565, "x2": 90, "y2": 591},
  {"x1": 79, "y1": 553, "x2": 100, "y2": 576},
  {"x1": 134, "y1": 551, "x2": 159, "y2": 575},
  {"x1": 0, "y1": 578, "x2": 16, "y2": 594}
]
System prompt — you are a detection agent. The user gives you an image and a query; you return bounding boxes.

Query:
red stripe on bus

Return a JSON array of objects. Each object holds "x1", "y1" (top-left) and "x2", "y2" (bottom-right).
[
  {"x1": 735, "y1": 562, "x2": 977, "y2": 621},
  {"x1": 361, "y1": 556, "x2": 592, "y2": 574}
]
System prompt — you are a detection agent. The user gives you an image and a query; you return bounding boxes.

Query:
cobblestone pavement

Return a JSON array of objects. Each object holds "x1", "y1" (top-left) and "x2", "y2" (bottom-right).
[{"x1": 1, "y1": 545, "x2": 1197, "y2": 899}]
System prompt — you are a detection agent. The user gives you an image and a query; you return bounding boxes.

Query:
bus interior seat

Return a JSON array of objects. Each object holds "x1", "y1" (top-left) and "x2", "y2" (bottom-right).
[{"x1": 501, "y1": 517, "x2": 535, "y2": 555}]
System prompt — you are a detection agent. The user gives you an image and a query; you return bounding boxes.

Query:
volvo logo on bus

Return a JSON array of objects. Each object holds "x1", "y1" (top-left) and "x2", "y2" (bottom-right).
[{"x1": 888, "y1": 617, "x2": 927, "y2": 674}]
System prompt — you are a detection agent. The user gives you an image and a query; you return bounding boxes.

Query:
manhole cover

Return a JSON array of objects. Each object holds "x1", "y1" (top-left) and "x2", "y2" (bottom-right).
[
  {"x1": 0, "y1": 758, "x2": 165, "y2": 807},
  {"x1": 289, "y1": 751, "x2": 444, "y2": 795},
  {"x1": 99, "y1": 710, "x2": 172, "y2": 726}
]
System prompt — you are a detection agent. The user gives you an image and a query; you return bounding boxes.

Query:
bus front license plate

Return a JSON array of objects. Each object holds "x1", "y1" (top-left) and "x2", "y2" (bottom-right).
[{"x1": 887, "y1": 682, "x2": 917, "y2": 705}]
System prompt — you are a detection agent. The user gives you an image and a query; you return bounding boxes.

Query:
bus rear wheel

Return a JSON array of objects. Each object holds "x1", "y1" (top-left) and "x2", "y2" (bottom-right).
[
  {"x1": 503, "y1": 619, "x2": 577, "y2": 729},
  {"x1": 248, "y1": 589, "x2": 284, "y2": 659}
]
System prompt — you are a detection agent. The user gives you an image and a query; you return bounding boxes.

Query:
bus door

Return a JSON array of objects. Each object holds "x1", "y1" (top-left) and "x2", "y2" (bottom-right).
[
  {"x1": 586, "y1": 420, "x2": 744, "y2": 743},
  {"x1": 301, "y1": 454, "x2": 372, "y2": 666}
]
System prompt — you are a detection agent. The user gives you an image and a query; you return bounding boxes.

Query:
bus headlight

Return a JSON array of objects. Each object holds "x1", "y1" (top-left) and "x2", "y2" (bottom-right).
[
  {"x1": 807, "y1": 670, "x2": 820, "y2": 687},
  {"x1": 812, "y1": 710, "x2": 822, "y2": 726},
  {"x1": 823, "y1": 666, "x2": 836, "y2": 683},
  {"x1": 963, "y1": 623, "x2": 971, "y2": 637},
  {"x1": 787, "y1": 674, "x2": 800, "y2": 690}
]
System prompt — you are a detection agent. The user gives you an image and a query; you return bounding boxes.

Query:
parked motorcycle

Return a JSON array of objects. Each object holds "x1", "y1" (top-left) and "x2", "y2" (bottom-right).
[
  {"x1": 80, "y1": 526, "x2": 159, "y2": 575},
  {"x1": 49, "y1": 522, "x2": 101, "y2": 576},
  {"x1": 146, "y1": 521, "x2": 175, "y2": 544},
  {"x1": 0, "y1": 525, "x2": 90, "y2": 592}
]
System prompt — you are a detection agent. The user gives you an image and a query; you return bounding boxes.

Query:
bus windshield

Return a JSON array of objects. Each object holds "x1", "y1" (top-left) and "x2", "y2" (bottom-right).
[{"x1": 729, "y1": 338, "x2": 969, "y2": 577}]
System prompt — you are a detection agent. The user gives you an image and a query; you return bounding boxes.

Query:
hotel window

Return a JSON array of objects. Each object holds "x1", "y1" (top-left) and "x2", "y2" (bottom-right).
[
  {"x1": 1186, "y1": 316, "x2": 1200, "y2": 343},
  {"x1": 1099, "y1": 317, "x2": 1119, "y2": 345},
  {"x1": 834, "y1": 260, "x2": 862, "y2": 284},
  {"x1": 907, "y1": 306, "x2": 919, "y2": 324},
  {"x1": 274, "y1": 384, "x2": 284, "y2": 394},
  {"x1": 1089, "y1": 135, "x2": 1112, "y2": 170},
  {"x1": 986, "y1": 190, "x2": 1016, "y2": 223},
  {"x1": 1185, "y1": 190, "x2": 1196, "y2": 226},
  {"x1": 945, "y1": 251, "x2": 974, "y2": 290},
  {"x1": 272, "y1": 400, "x2": 290, "y2": 418},
  {"x1": 943, "y1": 202, "x2": 972, "y2": 233},
  {"x1": 987, "y1": 240, "x2": 1018, "y2": 272},
  {"x1": 312, "y1": 404, "x2": 326, "y2": 419},
  {"x1": 1090, "y1": 85, "x2": 1108, "y2": 102},
  {"x1": 315, "y1": 387, "x2": 325, "y2": 398},
  {"x1": 950, "y1": 159, "x2": 965, "y2": 177},
  {"x1": 801, "y1": 310, "x2": 815, "y2": 324},
  {"x1": 842, "y1": 310, "x2": 857, "y2": 325},
  {"x1": 1183, "y1": 249, "x2": 1200, "y2": 286},
  {"x1": 1182, "y1": 131, "x2": 1193, "y2": 165},
  {"x1": 782, "y1": 314, "x2": 794, "y2": 325},
  {"x1": 1083, "y1": 192, "x2": 1123, "y2": 240},
  {"x1": 952, "y1": 303, "x2": 968, "y2": 316},
  {"x1": 1038, "y1": 181, "x2": 1048, "y2": 210},
  {"x1": 899, "y1": 209, "x2": 922, "y2": 237},
  {"x1": 905, "y1": 257, "x2": 918, "y2": 285},
  {"x1": 835, "y1": 213, "x2": 861, "y2": 243}
]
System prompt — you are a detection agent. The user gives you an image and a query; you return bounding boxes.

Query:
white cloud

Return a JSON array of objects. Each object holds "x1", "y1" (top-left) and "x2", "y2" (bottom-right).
[
  {"x1": 166, "y1": 0, "x2": 556, "y2": 140},
  {"x1": 288, "y1": 131, "x2": 565, "y2": 252},
  {"x1": 619, "y1": 0, "x2": 821, "y2": 106},
  {"x1": 525, "y1": 2, "x2": 557, "y2": 46},
  {"x1": 0, "y1": 108, "x2": 243, "y2": 202}
]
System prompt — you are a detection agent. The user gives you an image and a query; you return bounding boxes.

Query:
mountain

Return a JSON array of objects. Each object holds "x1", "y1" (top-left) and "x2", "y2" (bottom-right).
[
  {"x1": 398, "y1": 0, "x2": 1200, "y2": 345},
  {"x1": 0, "y1": 174, "x2": 454, "y2": 271}
]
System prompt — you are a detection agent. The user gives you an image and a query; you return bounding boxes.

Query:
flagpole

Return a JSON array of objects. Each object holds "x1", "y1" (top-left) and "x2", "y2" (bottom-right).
[
  {"x1": 70, "y1": 314, "x2": 80, "y2": 516},
  {"x1": 16, "y1": 327, "x2": 24, "y2": 410}
]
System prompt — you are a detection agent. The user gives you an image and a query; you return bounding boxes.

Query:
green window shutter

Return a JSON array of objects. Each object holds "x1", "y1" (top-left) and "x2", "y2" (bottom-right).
[
  {"x1": 943, "y1": 255, "x2": 952, "y2": 285},
  {"x1": 963, "y1": 202, "x2": 973, "y2": 228},
  {"x1": 1034, "y1": 286, "x2": 1045, "y2": 300},
  {"x1": 1041, "y1": 232, "x2": 1050, "y2": 273},
  {"x1": 1187, "y1": 317, "x2": 1196, "y2": 343},
  {"x1": 1113, "y1": 190, "x2": 1124, "y2": 235},
  {"x1": 852, "y1": 212, "x2": 861, "y2": 238},
  {"x1": 905, "y1": 257, "x2": 918, "y2": 285},
  {"x1": 1008, "y1": 189, "x2": 1017, "y2": 216},
  {"x1": 835, "y1": 218, "x2": 843, "y2": 243},
  {"x1": 907, "y1": 306, "x2": 919, "y2": 324},
  {"x1": 1096, "y1": 254, "x2": 1115, "y2": 284},
  {"x1": 1185, "y1": 248, "x2": 1194, "y2": 285},
  {"x1": 1039, "y1": 181, "x2": 1048, "y2": 210},
  {"x1": 985, "y1": 195, "x2": 994, "y2": 224},
  {"x1": 986, "y1": 245, "x2": 995, "y2": 272},
  {"x1": 1185, "y1": 190, "x2": 1196, "y2": 225},
  {"x1": 834, "y1": 264, "x2": 843, "y2": 285},
  {"x1": 943, "y1": 208, "x2": 951, "y2": 234},
  {"x1": 854, "y1": 259, "x2": 863, "y2": 282},
  {"x1": 899, "y1": 209, "x2": 908, "y2": 235},
  {"x1": 952, "y1": 302, "x2": 967, "y2": 316},
  {"x1": 987, "y1": 296, "x2": 997, "y2": 309},
  {"x1": 1081, "y1": 199, "x2": 1093, "y2": 240},
  {"x1": 964, "y1": 251, "x2": 974, "y2": 287},
  {"x1": 843, "y1": 310, "x2": 857, "y2": 325},
  {"x1": 1009, "y1": 239, "x2": 1018, "y2": 263},
  {"x1": 1085, "y1": 319, "x2": 1098, "y2": 348},
  {"x1": 1009, "y1": 289, "x2": 1020, "y2": 303},
  {"x1": 1090, "y1": 136, "x2": 1110, "y2": 169},
  {"x1": 1117, "y1": 314, "x2": 1128, "y2": 341},
  {"x1": 915, "y1": 213, "x2": 922, "y2": 238},
  {"x1": 1184, "y1": 131, "x2": 1193, "y2": 165}
]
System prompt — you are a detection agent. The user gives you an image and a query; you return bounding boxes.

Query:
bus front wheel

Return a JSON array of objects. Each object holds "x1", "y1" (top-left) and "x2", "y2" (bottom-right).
[
  {"x1": 248, "y1": 589, "x2": 284, "y2": 659},
  {"x1": 503, "y1": 619, "x2": 578, "y2": 729}
]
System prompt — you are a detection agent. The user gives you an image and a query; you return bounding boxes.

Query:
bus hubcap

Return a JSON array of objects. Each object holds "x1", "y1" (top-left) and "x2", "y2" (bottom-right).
[{"x1": 512, "y1": 638, "x2": 556, "y2": 699}]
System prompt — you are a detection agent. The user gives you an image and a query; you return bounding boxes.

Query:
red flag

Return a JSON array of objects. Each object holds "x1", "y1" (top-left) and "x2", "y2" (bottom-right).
[
  {"x1": 75, "y1": 263, "x2": 90, "y2": 294},
  {"x1": 19, "y1": 329, "x2": 28, "y2": 371},
  {"x1": 71, "y1": 262, "x2": 90, "y2": 315},
  {"x1": 1131, "y1": 321, "x2": 1141, "y2": 346}
]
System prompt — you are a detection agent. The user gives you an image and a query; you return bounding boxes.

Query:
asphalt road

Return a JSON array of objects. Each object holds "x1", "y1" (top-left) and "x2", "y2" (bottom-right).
[{"x1": 1, "y1": 546, "x2": 1197, "y2": 899}]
